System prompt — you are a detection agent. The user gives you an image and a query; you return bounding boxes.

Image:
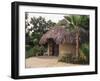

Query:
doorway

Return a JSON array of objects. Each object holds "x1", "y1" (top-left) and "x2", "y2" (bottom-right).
[
  {"x1": 48, "y1": 38, "x2": 59, "y2": 56},
  {"x1": 52, "y1": 43, "x2": 59, "y2": 56}
]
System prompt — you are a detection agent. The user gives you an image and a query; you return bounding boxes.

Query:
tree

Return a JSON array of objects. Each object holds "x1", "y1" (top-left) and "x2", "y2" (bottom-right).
[
  {"x1": 25, "y1": 13, "x2": 31, "y2": 45},
  {"x1": 56, "y1": 19, "x2": 68, "y2": 27},
  {"x1": 25, "y1": 16, "x2": 56, "y2": 57},
  {"x1": 46, "y1": 20, "x2": 56, "y2": 30},
  {"x1": 27, "y1": 16, "x2": 56, "y2": 46},
  {"x1": 64, "y1": 15, "x2": 89, "y2": 60}
]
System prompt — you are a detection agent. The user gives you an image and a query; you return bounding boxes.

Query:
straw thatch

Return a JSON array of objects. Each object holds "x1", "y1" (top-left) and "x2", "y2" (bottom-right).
[
  {"x1": 39, "y1": 27, "x2": 86, "y2": 44},
  {"x1": 39, "y1": 27, "x2": 77, "y2": 45}
]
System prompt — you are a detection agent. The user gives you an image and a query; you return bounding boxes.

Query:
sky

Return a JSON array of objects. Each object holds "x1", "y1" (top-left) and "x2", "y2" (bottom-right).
[{"x1": 27, "y1": 12, "x2": 66, "y2": 23}]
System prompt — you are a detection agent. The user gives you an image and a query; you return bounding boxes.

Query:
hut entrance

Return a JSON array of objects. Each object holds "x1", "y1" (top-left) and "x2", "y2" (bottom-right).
[
  {"x1": 52, "y1": 43, "x2": 59, "y2": 56},
  {"x1": 48, "y1": 39, "x2": 59, "y2": 56}
]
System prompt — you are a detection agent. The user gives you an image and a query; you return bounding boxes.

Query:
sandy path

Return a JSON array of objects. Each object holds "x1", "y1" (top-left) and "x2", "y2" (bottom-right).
[{"x1": 25, "y1": 56, "x2": 78, "y2": 68}]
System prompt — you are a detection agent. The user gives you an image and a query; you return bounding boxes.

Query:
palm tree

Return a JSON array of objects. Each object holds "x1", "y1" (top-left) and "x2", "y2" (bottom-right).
[{"x1": 64, "y1": 15, "x2": 88, "y2": 60}]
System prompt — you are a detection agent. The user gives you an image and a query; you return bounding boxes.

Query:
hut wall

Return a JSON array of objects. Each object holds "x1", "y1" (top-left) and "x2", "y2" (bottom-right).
[{"x1": 59, "y1": 43, "x2": 76, "y2": 57}]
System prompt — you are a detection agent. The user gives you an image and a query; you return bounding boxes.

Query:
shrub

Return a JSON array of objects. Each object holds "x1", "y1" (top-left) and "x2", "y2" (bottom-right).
[
  {"x1": 39, "y1": 46, "x2": 47, "y2": 55},
  {"x1": 58, "y1": 55, "x2": 67, "y2": 62},
  {"x1": 79, "y1": 43, "x2": 89, "y2": 64},
  {"x1": 25, "y1": 47, "x2": 35, "y2": 58},
  {"x1": 58, "y1": 53, "x2": 73, "y2": 63},
  {"x1": 78, "y1": 50, "x2": 87, "y2": 64},
  {"x1": 71, "y1": 56, "x2": 79, "y2": 64},
  {"x1": 25, "y1": 45, "x2": 32, "y2": 51},
  {"x1": 25, "y1": 45, "x2": 47, "y2": 58},
  {"x1": 25, "y1": 46, "x2": 40, "y2": 58}
]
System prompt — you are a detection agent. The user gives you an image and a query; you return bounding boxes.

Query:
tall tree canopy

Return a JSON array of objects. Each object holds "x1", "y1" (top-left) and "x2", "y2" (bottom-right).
[
  {"x1": 64, "y1": 15, "x2": 89, "y2": 31},
  {"x1": 25, "y1": 14, "x2": 56, "y2": 46}
]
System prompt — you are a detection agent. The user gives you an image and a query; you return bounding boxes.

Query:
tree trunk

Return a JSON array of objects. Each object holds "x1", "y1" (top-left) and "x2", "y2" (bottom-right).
[{"x1": 75, "y1": 28, "x2": 80, "y2": 60}]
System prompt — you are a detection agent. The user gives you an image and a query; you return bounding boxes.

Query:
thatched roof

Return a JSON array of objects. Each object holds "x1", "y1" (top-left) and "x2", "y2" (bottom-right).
[{"x1": 39, "y1": 27, "x2": 76, "y2": 44}]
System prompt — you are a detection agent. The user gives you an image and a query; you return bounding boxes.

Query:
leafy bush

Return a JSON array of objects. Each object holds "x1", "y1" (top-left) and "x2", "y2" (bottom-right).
[
  {"x1": 25, "y1": 45, "x2": 32, "y2": 51},
  {"x1": 25, "y1": 47, "x2": 35, "y2": 58},
  {"x1": 25, "y1": 45, "x2": 47, "y2": 58},
  {"x1": 78, "y1": 50, "x2": 87, "y2": 64},
  {"x1": 39, "y1": 46, "x2": 47, "y2": 54},
  {"x1": 58, "y1": 53, "x2": 73, "y2": 63},
  {"x1": 58, "y1": 55, "x2": 67, "y2": 62},
  {"x1": 79, "y1": 43, "x2": 89, "y2": 64}
]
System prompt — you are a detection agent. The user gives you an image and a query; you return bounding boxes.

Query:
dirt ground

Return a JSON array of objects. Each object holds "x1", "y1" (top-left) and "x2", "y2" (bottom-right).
[{"x1": 25, "y1": 56, "x2": 78, "y2": 68}]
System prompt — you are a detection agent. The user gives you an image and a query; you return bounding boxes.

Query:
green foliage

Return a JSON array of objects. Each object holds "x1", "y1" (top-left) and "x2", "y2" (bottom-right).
[
  {"x1": 63, "y1": 15, "x2": 89, "y2": 32},
  {"x1": 25, "y1": 14, "x2": 56, "y2": 47},
  {"x1": 81, "y1": 43, "x2": 89, "y2": 57},
  {"x1": 79, "y1": 43, "x2": 89, "y2": 64},
  {"x1": 30, "y1": 16, "x2": 56, "y2": 34},
  {"x1": 25, "y1": 14, "x2": 53, "y2": 58},
  {"x1": 79, "y1": 16, "x2": 89, "y2": 30},
  {"x1": 56, "y1": 19, "x2": 68, "y2": 27},
  {"x1": 58, "y1": 53, "x2": 73, "y2": 63},
  {"x1": 40, "y1": 45, "x2": 47, "y2": 54},
  {"x1": 25, "y1": 47, "x2": 35, "y2": 58},
  {"x1": 25, "y1": 45, "x2": 32, "y2": 51},
  {"x1": 64, "y1": 15, "x2": 81, "y2": 28},
  {"x1": 58, "y1": 55, "x2": 67, "y2": 62},
  {"x1": 46, "y1": 20, "x2": 56, "y2": 28},
  {"x1": 25, "y1": 45, "x2": 47, "y2": 58},
  {"x1": 63, "y1": 15, "x2": 89, "y2": 64}
]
